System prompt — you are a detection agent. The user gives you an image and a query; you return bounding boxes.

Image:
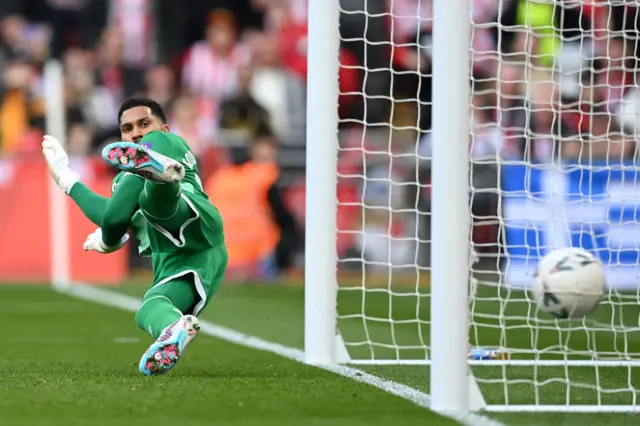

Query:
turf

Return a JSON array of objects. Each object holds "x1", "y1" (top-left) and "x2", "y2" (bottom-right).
[
  {"x1": 2, "y1": 281, "x2": 639, "y2": 425},
  {"x1": 0, "y1": 285, "x2": 451, "y2": 426},
  {"x1": 116, "y1": 279, "x2": 640, "y2": 425}
]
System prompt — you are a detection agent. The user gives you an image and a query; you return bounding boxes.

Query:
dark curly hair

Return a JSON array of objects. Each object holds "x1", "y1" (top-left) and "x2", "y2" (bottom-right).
[{"x1": 117, "y1": 97, "x2": 167, "y2": 124}]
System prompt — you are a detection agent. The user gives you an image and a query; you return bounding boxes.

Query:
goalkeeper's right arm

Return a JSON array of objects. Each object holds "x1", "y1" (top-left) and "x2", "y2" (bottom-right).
[
  {"x1": 42, "y1": 134, "x2": 143, "y2": 251},
  {"x1": 68, "y1": 183, "x2": 108, "y2": 226},
  {"x1": 41, "y1": 134, "x2": 109, "y2": 226}
]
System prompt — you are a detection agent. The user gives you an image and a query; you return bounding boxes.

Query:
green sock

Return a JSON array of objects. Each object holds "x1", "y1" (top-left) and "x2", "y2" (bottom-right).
[
  {"x1": 135, "y1": 295, "x2": 183, "y2": 339},
  {"x1": 139, "y1": 181, "x2": 192, "y2": 230},
  {"x1": 140, "y1": 181, "x2": 181, "y2": 218},
  {"x1": 135, "y1": 277, "x2": 199, "y2": 339}
]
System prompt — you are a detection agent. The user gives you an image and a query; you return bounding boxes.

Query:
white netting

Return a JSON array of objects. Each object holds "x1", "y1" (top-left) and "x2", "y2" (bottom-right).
[{"x1": 335, "y1": 0, "x2": 640, "y2": 409}]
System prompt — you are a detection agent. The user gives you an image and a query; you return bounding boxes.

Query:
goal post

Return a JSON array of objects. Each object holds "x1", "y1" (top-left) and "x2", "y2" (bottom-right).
[
  {"x1": 305, "y1": 0, "x2": 640, "y2": 414},
  {"x1": 304, "y1": 0, "x2": 341, "y2": 365},
  {"x1": 44, "y1": 59, "x2": 71, "y2": 291},
  {"x1": 429, "y1": 0, "x2": 472, "y2": 413}
]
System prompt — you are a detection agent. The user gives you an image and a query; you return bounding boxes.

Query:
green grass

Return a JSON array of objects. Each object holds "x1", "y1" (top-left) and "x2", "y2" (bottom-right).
[
  {"x1": 2, "y1": 280, "x2": 639, "y2": 425},
  {"x1": 0, "y1": 285, "x2": 451, "y2": 426},
  {"x1": 116, "y1": 279, "x2": 640, "y2": 424}
]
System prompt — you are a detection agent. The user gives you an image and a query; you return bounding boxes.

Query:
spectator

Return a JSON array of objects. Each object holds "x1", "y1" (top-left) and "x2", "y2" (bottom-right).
[
  {"x1": 46, "y1": 0, "x2": 87, "y2": 58},
  {"x1": 387, "y1": 0, "x2": 433, "y2": 135},
  {"x1": 182, "y1": 9, "x2": 250, "y2": 102},
  {"x1": 66, "y1": 122, "x2": 93, "y2": 157},
  {"x1": 93, "y1": 28, "x2": 145, "y2": 105},
  {"x1": 0, "y1": 57, "x2": 45, "y2": 155},
  {"x1": 143, "y1": 65, "x2": 178, "y2": 112},
  {"x1": 168, "y1": 94, "x2": 216, "y2": 157},
  {"x1": 276, "y1": 4, "x2": 360, "y2": 119},
  {"x1": 65, "y1": 67, "x2": 119, "y2": 137},
  {"x1": 563, "y1": 113, "x2": 636, "y2": 163},
  {"x1": 205, "y1": 134, "x2": 300, "y2": 281},
  {"x1": 470, "y1": 0, "x2": 501, "y2": 77},
  {"x1": 353, "y1": 150, "x2": 414, "y2": 274},
  {"x1": 79, "y1": 0, "x2": 164, "y2": 66},
  {"x1": 0, "y1": 15, "x2": 29, "y2": 60},
  {"x1": 496, "y1": 63, "x2": 527, "y2": 159},
  {"x1": 218, "y1": 64, "x2": 272, "y2": 147},
  {"x1": 262, "y1": 1, "x2": 289, "y2": 33},
  {"x1": 109, "y1": 0, "x2": 156, "y2": 69},
  {"x1": 249, "y1": 33, "x2": 305, "y2": 144}
]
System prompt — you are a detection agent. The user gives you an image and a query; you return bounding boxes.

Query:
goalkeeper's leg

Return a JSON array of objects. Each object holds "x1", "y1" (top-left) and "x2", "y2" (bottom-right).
[
  {"x1": 102, "y1": 141, "x2": 185, "y2": 183},
  {"x1": 102, "y1": 141, "x2": 192, "y2": 229},
  {"x1": 138, "y1": 179, "x2": 193, "y2": 229},
  {"x1": 136, "y1": 277, "x2": 201, "y2": 376}
]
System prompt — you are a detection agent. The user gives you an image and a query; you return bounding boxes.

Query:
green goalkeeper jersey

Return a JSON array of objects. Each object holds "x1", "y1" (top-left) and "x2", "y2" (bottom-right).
[
  {"x1": 109, "y1": 131, "x2": 225, "y2": 256},
  {"x1": 69, "y1": 131, "x2": 227, "y2": 307}
]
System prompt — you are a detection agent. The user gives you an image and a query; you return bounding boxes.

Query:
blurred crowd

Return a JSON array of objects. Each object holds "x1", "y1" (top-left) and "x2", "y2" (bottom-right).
[
  {"x1": 1, "y1": 0, "x2": 639, "y2": 277},
  {"x1": 0, "y1": 0, "x2": 324, "y2": 160}
]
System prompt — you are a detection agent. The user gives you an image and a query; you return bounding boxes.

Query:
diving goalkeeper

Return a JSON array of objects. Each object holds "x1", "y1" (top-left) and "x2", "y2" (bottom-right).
[{"x1": 41, "y1": 97, "x2": 228, "y2": 376}]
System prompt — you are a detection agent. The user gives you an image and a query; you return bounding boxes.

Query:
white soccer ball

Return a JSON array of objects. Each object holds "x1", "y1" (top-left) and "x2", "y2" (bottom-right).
[{"x1": 531, "y1": 248, "x2": 605, "y2": 319}]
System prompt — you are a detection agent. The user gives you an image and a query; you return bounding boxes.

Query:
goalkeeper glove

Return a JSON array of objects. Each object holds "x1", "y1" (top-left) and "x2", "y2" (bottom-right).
[
  {"x1": 83, "y1": 228, "x2": 130, "y2": 254},
  {"x1": 42, "y1": 134, "x2": 80, "y2": 194}
]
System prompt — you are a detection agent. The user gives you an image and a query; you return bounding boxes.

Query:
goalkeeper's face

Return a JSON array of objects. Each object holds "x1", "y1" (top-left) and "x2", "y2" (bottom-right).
[{"x1": 119, "y1": 106, "x2": 170, "y2": 143}]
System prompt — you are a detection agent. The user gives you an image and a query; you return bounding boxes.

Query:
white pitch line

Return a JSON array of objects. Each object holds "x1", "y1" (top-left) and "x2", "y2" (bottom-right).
[{"x1": 59, "y1": 284, "x2": 506, "y2": 426}]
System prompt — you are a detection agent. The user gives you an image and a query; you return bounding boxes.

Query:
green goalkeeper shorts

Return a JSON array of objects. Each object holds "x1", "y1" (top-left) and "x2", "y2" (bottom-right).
[{"x1": 143, "y1": 242, "x2": 228, "y2": 316}]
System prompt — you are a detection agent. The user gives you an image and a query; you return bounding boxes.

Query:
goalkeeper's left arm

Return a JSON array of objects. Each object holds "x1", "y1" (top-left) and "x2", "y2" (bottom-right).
[{"x1": 99, "y1": 173, "x2": 144, "y2": 246}]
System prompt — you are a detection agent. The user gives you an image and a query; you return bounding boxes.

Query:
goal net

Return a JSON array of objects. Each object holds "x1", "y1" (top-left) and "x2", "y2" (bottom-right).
[{"x1": 305, "y1": 0, "x2": 640, "y2": 413}]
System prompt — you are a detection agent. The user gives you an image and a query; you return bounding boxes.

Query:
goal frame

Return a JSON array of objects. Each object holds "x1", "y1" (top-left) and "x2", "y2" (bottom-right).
[
  {"x1": 303, "y1": 0, "x2": 640, "y2": 414},
  {"x1": 303, "y1": 0, "x2": 473, "y2": 411},
  {"x1": 44, "y1": 59, "x2": 72, "y2": 292}
]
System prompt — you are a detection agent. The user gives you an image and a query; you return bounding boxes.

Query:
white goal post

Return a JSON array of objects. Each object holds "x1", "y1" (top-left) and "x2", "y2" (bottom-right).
[
  {"x1": 44, "y1": 60, "x2": 71, "y2": 291},
  {"x1": 305, "y1": 0, "x2": 640, "y2": 414}
]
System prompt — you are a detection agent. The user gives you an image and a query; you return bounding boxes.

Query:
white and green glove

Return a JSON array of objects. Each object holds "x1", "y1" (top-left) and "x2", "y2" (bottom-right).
[
  {"x1": 41, "y1": 134, "x2": 80, "y2": 194},
  {"x1": 83, "y1": 228, "x2": 130, "y2": 254}
]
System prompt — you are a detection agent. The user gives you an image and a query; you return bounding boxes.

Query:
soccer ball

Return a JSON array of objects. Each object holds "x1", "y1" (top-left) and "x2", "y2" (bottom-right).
[{"x1": 531, "y1": 248, "x2": 605, "y2": 319}]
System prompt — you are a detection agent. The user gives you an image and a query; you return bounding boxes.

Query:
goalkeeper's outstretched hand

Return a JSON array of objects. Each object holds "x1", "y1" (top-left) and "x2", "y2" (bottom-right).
[
  {"x1": 83, "y1": 228, "x2": 129, "y2": 254},
  {"x1": 42, "y1": 134, "x2": 79, "y2": 194}
]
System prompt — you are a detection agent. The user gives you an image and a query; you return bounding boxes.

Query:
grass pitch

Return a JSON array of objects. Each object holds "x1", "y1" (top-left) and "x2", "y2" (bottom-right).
[
  {"x1": 0, "y1": 285, "x2": 449, "y2": 426},
  {"x1": 0, "y1": 281, "x2": 638, "y2": 425}
]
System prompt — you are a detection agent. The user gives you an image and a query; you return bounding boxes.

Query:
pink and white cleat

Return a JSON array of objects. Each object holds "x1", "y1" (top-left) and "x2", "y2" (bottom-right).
[{"x1": 102, "y1": 141, "x2": 185, "y2": 183}]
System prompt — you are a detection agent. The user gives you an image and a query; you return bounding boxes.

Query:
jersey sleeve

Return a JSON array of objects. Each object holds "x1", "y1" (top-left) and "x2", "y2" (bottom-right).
[
  {"x1": 68, "y1": 183, "x2": 109, "y2": 226},
  {"x1": 100, "y1": 173, "x2": 145, "y2": 247}
]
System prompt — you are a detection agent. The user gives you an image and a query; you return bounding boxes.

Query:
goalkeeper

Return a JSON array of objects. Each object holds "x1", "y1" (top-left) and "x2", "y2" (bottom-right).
[{"x1": 41, "y1": 97, "x2": 228, "y2": 376}]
